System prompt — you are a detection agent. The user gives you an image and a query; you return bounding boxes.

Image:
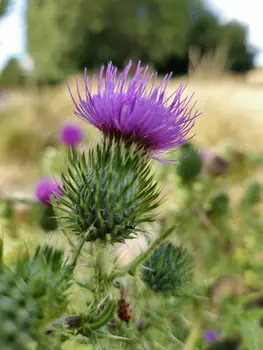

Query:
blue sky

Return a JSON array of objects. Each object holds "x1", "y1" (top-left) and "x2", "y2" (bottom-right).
[
  {"x1": 0, "y1": 0, "x2": 27, "y2": 71},
  {"x1": 0, "y1": 0, "x2": 262, "y2": 72},
  {"x1": 206, "y1": 0, "x2": 263, "y2": 66}
]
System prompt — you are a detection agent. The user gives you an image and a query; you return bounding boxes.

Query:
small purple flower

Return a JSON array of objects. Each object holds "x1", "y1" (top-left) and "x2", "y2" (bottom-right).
[
  {"x1": 68, "y1": 61, "x2": 200, "y2": 161},
  {"x1": 204, "y1": 329, "x2": 220, "y2": 343},
  {"x1": 59, "y1": 122, "x2": 83, "y2": 147},
  {"x1": 35, "y1": 178, "x2": 63, "y2": 206}
]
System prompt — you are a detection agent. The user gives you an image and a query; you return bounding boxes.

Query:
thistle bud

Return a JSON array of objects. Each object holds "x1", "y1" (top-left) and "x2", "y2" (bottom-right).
[
  {"x1": 38, "y1": 205, "x2": 58, "y2": 232},
  {"x1": 208, "y1": 193, "x2": 229, "y2": 216},
  {"x1": 141, "y1": 243, "x2": 194, "y2": 296},
  {"x1": 242, "y1": 180, "x2": 261, "y2": 205},
  {"x1": 176, "y1": 143, "x2": 202, "y2": 184},
  {"x1": 55, "y1": 140, "x2": 160, "y2": 243},
  {"x1": 59, "y1": 122, "x2": 83, "y2": 147},
  {"x1": 0, "y1": 268, "x2": 41, "y2": 349}
]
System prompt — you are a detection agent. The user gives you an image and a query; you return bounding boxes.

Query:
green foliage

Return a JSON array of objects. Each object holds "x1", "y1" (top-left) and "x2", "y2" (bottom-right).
[
  {"x1": 189, "y1": 10, "x2": 221, "y2": 54},
  {"x1": 55, "y1": 140, "x2": 160, "y2": 243},
  {"x1": 27, "y1": 0, "x2": 194, "y2": 82},
  {"x1": 0, "y1": 0, "x2": 9, "y2": 16},
  {"x1": 26, "y1": 0, "x2": 255, "y2": 84},
  {"x1": 142, "y1": 243, "x2": 194, "y2": 295},
  {"x1": 219, "y1": 21, "x2": 255, "y2": 73},
  {"x1": 241, "y1": 320, "x2": 263, "y2": 350},
  {"x1": 0, "y1": 59, "x2": 26, "y2": 86},
  {"x1": 27, "y1": 0, "x2": 80, "y2": 84}
]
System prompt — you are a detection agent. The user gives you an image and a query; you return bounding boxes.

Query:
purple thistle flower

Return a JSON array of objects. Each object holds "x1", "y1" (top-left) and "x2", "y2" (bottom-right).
[
  {"x1": 68, "y1": 61, "x2": 201, "y2": 161},
  {"x1": 35, "y1": 178, "x2": 63, "y2": 206},
  {"x1": 204, "y1": 329, "x2": 220, "y2": 343},
  {"x1": 59, "y1": 122, "x2": 83, "y2": 147}
]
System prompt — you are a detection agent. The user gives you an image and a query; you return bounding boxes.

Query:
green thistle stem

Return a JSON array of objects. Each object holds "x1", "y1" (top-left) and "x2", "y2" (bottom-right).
[
  {"x1": 183, "y1": 323, "x2": 200, "y2": 350},
  {"x1": 0, "y1": 238, "x2": 3, "y2": 271},
  {"x1": 67, "y1": 233, "x2": 88, "y2": 272},
  {"x1": 94, "y1": 243, "x2": 110, "y2": 300},
  {"x1": 110, "y1": 226, "x2": 175, "y2": 280},
  {"x1": 183, "y1": 298, "x2": 203, "y2": 350},
  {"x1": 147, "y1": 309, "x2": 184, "y2": 347}
]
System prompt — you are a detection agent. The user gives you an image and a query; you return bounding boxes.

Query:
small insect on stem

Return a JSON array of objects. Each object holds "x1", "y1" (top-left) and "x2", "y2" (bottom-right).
[{"x1": 117, "y1": 283, "x2": 133, "y2": 323}]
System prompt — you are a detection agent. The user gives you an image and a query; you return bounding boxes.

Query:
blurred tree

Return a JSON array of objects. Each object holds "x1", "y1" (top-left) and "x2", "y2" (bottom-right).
[
  {"x1": 27, "y1": 0, "x2": 255, "y2": 84},
  {"x1": 189, "y1": 10, "x2": 221, "y2": 54},
  {"x1": 219, "y1": 21, "x2": 255, "y2": 73},
  {"x1": 0, "y1": 0, "x2": 9, "y2": 16},
  {"x1": 0, "y1": 58, "x2": 26, "y2": 86}
]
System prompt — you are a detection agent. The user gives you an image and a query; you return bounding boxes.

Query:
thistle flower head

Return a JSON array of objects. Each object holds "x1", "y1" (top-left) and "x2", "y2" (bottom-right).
[
  {"x1": 59, "y1": 122, "x2": 83, "y2": 147},
  {"x1": 142, "y1": 243, "x2": 194, "y2": 295},
  {"x1": 68, "y1": 61, "x2": 200, "y2": 161},
  {"x1": 35, "y1": 178, "x2": 63, "y2": 206},
  {"x1": 55, "y1": 140, "x2": 160, "y2": 243}
]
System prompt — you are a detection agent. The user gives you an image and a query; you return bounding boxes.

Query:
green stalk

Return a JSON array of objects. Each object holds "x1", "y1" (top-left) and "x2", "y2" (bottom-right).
[
  {"x1": 148, "y1": 309, "x2": 184, "y2": 347},
  {"x1": 0, "y1": 238, "x2": 3, "y2": 271},
  {"x1": 110, "y1": 226, "x2": 175, "y2": 280},
  {"x1": 183, "y1": 323, "x2": 201, "y2": 350},
  {"x1": 183, "y1": 298, "x2": 203, "y2": 350},
  {"x1": 67, "y1": 232, "x2": 88, "y2": 273}
]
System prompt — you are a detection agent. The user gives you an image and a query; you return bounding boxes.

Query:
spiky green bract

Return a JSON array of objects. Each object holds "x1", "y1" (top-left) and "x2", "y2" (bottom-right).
[
  {"x1": 142, "y1": 243, "x2": 194, "y2": 296},
  {"x1": 0, "y1": 244, "x2": 71, "y2": 349},
  {"x1": 242, "y1": 180, "x2": 261, "y2": 206},
  {"x1": 176, "y1": 143, "x2": 202, "y2": 184},
  {"x1": 55, "y1": 139, "x2": 160, "y2": 243},
  {"x1": 0, "y1": 266, "x2": 41, "y2": 350},
  {"x1": 14, "y1": 244, "x2": 73, "y2": 322}
]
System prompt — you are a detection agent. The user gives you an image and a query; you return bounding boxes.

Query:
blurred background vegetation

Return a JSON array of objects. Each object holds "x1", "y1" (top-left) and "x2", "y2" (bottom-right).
[{"x1": 1, "y1": 0, "x2": 256, "y2": 85}]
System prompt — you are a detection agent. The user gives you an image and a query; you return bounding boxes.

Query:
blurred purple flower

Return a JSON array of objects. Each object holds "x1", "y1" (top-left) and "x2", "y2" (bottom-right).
[
  {"x1": 200, "y1": 149, "x2": 229, "y2": 176},
  {"x1": 35, "y1": 178, "x2": 63, "y2": 206},
  {"x1": 59, "y1": 122, "x2": 83, "y2": 147},
  {"x1": 68, "y1": 60, "x2": 200, "y2": 161},
  {"x1": 204, "y1": 329, "x2": 220, "y2": 343}
]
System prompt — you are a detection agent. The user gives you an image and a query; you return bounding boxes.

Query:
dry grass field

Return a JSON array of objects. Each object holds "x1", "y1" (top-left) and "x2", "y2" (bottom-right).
[{"x1": 1, "y1": 70, "x2": 263, "y2": 190}]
